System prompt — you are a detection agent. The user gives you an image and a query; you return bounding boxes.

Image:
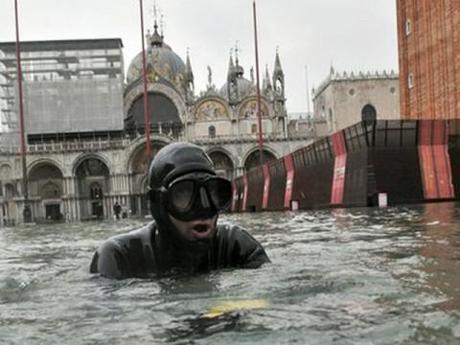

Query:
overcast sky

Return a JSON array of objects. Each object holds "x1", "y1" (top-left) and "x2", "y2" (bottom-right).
[{"x1": 0, "y1": 0, "x2": 398, "y2": 113}]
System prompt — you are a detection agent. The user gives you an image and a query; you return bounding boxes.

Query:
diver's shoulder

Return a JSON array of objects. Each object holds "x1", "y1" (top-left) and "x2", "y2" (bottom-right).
[
  {"x1": 108, "y1": 221, "x2": 156, "y2": 243},
  {"x1": 217, "y1": 223, "x2": 253, "y2": 240}
]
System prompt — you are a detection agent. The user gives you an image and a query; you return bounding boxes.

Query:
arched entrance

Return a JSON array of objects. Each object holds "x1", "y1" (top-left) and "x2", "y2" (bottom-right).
[
  {"x1": 75, "y1": 157, "x2": 110, "y2": 220},
  {"x1": 29, "y1": 162, "x2": 64, "y2": 222},
  {"x1": 362, "y1": 104, "x2": 377, "y2": 124},
  {"x1": 0, "y1": 164, "x2": 16, "y2": 225},
  {"x1": 129, "y1": 142, "x2": 166, "y2": 216},
  {"x1": 2, "y1": 182, "x2": 17, "y2": 226},
  {"x1": 208, "y1": 151, "x2": 234, "y2": 180},
  {"x1": 244, "y1": 149, "x2": 277, "y2": 172}
]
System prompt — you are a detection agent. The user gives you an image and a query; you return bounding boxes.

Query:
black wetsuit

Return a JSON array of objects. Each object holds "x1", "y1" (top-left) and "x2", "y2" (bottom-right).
[{"x1": 90, "y1": 222, "x2": 270, "y2": 279}]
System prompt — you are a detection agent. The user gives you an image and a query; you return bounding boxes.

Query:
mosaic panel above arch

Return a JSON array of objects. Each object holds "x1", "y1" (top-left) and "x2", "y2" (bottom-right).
[
  {"x1": 239, "y1": 97, "x2": 270, "y2": 119},
  {"x1": 194, "y1": 100, "x2": 229, "y2": 121}
]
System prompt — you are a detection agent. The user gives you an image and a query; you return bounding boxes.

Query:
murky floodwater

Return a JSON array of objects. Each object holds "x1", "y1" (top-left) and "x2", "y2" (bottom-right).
[{"x1": 1, "y1": 203, "x2": 460, "y2": 344}]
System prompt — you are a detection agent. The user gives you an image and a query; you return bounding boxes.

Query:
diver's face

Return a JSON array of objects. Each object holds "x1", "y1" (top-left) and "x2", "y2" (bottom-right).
[{"x1": 169, "y1": 214, "x2": 218, "y2": 241}]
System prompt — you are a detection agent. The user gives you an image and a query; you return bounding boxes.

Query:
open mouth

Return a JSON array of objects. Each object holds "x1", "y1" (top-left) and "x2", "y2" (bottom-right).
[
  {"x1": 193, "y1": 224, "x2": 209, "y2": 233},
  {"x1": 191, "y1": 223, "x2": 212, "y2": 239}
]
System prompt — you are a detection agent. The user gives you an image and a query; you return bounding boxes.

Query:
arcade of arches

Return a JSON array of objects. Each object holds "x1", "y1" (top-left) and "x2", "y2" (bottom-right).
[{"x1": 244, "y1": 150, "x2": 277, "y2": 172}]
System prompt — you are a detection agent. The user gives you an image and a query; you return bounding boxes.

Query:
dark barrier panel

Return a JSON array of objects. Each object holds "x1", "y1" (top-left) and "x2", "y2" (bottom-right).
[
  {"x1": 291, "y1": 148, "x2": 308, "y2": 208},
  {"x1": 370, "y1": 147, "x2": 423, "y2": 205},
  {"x1": 368, "y1": 120, "x2": 423, "y2": 205},
  {"x1": 343, "y1": 150, "x2": 367, "y2": 207},
  {"x1": 291, "y1": 138, "x2": 334, "y2": 209},
  {"x1": 267, "y1": 158, "x2": 286, "y2": 211},
  {"x1": 342, "y1": 123, "x2": 369, "y2": 207},
  {"x1": 246, "y1": 166, "x2": 264, "y2": 212}
]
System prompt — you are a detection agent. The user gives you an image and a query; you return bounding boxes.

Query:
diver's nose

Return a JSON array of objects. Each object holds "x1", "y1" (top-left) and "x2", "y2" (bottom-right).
[{"x1": 199, "y1": 187, "x2": 211, "y2": 208}]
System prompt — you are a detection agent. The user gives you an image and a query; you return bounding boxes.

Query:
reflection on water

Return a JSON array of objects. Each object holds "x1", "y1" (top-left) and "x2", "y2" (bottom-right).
[{"x1": 1, "y1": 204, "x2": 460, "y2": 344}]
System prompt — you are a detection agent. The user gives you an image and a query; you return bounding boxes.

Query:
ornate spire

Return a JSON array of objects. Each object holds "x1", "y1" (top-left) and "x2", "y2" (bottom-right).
[
  {"x1": 185, "y1": 47, "x2": 194, "y2": 83},
  {"x1": 234, "y1": 42, "x2": 244, "y2": 77},
  {"x1": 150, "y1": 0, "x2": 163, "y2": 47},
  {"x1": 227, "y1": 49, "x2": 236, "y2": 81},
  {"x1": 272, "y1": 47, "x2": 285, "y2": 99},
  {"x1": 264, "y1": 64, "x2": 272, "y2": 89},
  {"x1": 273, "y1": 47, "x2": 284, "y2": 77}
]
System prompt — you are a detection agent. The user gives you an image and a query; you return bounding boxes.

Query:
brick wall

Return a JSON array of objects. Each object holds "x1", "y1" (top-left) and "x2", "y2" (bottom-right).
[{"x1": 397, "y1": 0, "x2": 460, "y2": 119}]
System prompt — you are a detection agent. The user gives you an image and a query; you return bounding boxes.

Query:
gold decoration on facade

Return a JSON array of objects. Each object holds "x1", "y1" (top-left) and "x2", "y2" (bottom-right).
[
  {"x1": 195, "y1": 101, "x2": 228, "y2": 121},
  {"x1": 240, "y1": 99, "x2": 269, "y2": 119}
]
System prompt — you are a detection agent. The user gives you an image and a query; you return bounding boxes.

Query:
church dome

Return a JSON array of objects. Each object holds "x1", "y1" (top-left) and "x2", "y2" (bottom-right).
[
  {"x1": 126, "y1": 26, "x2": 186, "y2": 86},
  {"x1": 220, "y1": 76, "x2": 254, "y2": 99}
]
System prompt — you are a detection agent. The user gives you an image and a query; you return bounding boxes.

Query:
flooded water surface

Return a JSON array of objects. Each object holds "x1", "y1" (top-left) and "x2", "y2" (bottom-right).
[{"x1": 1, "y1": 203, "x2": 460, "y2": 344}]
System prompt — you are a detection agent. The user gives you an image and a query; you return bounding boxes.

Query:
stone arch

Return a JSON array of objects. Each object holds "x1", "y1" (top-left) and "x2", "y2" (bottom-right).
[
  {"x1": 0, "y1": 163, "x2": 13, "y2": 180},
  {"x1": 127, "y1": 139, "x2": 169, "y2": 175},
  {"x1": 207, "y1": 148, "x2": 235, "y2": 180},
  {"x1": 361, "y1": 104, "x2": 377, "y2": 123},
  {"x1": 27, "y1": 158, "x2": 64, "y2": 177},
  {"x1": 74, "y1": 155, "x2": 110, "y2": 220},
  {"x1": 72, "y1": 153, "x2": 112, "y2": 176},
  {"x1": 242, "y1": 146, "x2": 278, "y2": 172},
  {"x1": 28, "y1": 161, "x2": 64, "y2": 199},
  {"x1": 127, "y1": 140, "x2": 170, "y2": 217},
  {"x1": 125, "y1": 136, "x2": 171, "y2": 174},
  {"x1": 124, "y1": 82, "x2": 187, "y2": 122},
  {"x1": 127, "y1": 92, "x2": 182, "y2": 130}
]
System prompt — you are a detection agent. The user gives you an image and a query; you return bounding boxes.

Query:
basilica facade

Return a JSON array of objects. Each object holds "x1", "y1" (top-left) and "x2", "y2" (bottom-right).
[{"x1": 0, "y1": 24, "x2": 312, "y2": 224}]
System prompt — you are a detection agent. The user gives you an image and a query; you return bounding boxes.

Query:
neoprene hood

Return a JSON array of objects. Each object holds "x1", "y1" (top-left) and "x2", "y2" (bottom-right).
[{"x1": 149, "y1": 142, "x2": 215, "y2": 190}]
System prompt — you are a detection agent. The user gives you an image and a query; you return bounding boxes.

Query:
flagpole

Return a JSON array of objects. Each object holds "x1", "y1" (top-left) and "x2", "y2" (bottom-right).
[
  {"x1": 139, "y1": 0, "x2": 151, "y2": 162},
  {"x1": 253, "y1": 0, "x2": 265, "y2": 166},
  {"x1": 14, "y1": 0, "x2": 31, "y2": 222}
]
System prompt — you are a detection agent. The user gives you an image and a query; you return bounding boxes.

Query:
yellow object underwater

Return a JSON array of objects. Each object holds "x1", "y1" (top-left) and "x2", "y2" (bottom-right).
[{"x1": 204, "y1": 299, "x2": 269, "y2": 318}]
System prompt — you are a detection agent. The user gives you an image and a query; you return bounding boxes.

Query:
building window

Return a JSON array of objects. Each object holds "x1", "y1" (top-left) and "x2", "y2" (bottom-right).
[
  {"x1": 89, "y1": 182, "x2": 103, "y2": 200},
  {"x1": 208, "y1": 125, "x2": 216, "y2": 138},
  {"x1": 328, "y1": 109, "x2": 334, "y2": 132},
  {"x1": 390, "y1": 86, "x2": 396, "y2": 94},
  {"x1": 361, "y1": 104, "x2": 377, "y2": 123},
  {"x1": 251, "y1": 124, "x2": 258, "y2": 134},
  {"x1": 408, "y1": 73, "x2": 414, "y2": 89},
  {"x1": 349, "y1": 88, "x2": 355, "y2": 96},
  {"x1": 405, "y1": 19, "x2": 412, "y2": 36}
]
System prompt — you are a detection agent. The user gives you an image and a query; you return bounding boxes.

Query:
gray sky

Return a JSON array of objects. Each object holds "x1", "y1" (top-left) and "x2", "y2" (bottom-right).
[{"x1": 0, "y1": 0, "x2": 398, "y2": 113}]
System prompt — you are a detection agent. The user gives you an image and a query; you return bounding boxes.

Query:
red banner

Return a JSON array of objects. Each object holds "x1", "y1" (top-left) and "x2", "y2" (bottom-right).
[
  {"x1": 330, "y1": 131, "x2": 347, "y2": 205},
  {"x1": 283, "y1": 154, "x2": 295, "y2": 209},
  {"x1": 262, "y1": 163, "x2": 270, "y2": 209},
  {"x1": 418, "y1": 120, "x2": 454, "y2": 199}
]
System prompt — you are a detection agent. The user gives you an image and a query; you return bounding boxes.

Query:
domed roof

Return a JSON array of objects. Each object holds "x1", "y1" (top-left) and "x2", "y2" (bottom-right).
[
  {"x1": 219, "y1": 76, "x2": 254, "y2": 99},
  {"x1": 126, "y1": 26, "x2": 186, "y2": 86}
]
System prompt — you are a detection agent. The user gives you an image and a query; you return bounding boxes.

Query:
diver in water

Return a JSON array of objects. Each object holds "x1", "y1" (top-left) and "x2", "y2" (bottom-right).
[{"x1": 90, "y1": 142, "x2": 270, "y2": 279}]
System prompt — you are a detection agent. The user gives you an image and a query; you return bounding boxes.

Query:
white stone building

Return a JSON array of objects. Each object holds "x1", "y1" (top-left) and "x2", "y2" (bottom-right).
[{"x1": 312, "y1": 67, "x2": 400, "y2": 134}]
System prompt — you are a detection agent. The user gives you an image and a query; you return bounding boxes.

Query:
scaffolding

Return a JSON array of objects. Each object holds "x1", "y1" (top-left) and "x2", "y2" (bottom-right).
[{"x1": 0, "y1": 39, "x2": 124, "y2": 140}]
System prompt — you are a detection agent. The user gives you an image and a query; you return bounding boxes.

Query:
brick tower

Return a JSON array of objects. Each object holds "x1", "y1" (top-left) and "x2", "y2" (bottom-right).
[{"x1": 396, "y1": 0, "x2": 460, "y2": 119}]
